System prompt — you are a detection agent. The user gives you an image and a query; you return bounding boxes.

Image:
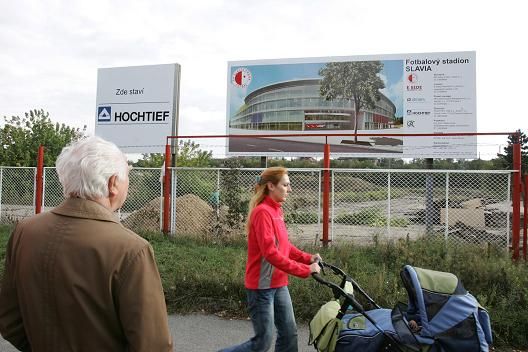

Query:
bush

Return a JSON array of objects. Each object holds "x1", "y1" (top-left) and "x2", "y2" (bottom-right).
[
  {"x1": 335, "y1": 209, "x2": 378, "y2": 225},
  {"x1": 175, "y1": 170, "x2": 216, "y2": 204},
  {"x1": 219, "y1": 159, "x2": 249, "y2": 230}
]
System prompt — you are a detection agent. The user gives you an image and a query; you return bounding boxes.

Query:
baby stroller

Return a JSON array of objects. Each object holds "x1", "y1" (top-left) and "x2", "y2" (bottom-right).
[{"x1": 309, "y1": 262, "x2": 493, "y2": 352}]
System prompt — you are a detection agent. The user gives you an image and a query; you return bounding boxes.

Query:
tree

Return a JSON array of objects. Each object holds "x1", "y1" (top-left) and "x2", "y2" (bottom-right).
[
  {"x1": 319, "y1": 61, "x2": 385, "y2": 142},
  {"x1": 0, "y1": 109, "x2": 86, "y2": 166},
  {"x1": 176, "y1": 140, "x2": 213, "y2": 167},
  {"x1": 133, "y1": 140, "x2": 213, "y2": 168},
  {"x1": 497, "y1": 130, "x2": 528, "y2": 171},
  {"x1": 133, "y1": 153, "x2": 165, "y2": 168},
  {"x1": 220, "y1": 158, "x2": 248, "y2": 229}
]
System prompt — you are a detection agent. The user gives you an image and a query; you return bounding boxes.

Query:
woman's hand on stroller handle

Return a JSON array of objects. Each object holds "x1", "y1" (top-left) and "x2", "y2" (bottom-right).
[
  {"x1": 310, "y1": 253, "x2": 322, "y2": 264},
  {"x1": 309, "y1": 262, "x2": 321, "y2": 274},
  {"x1": 310, "y1": 256, "x2": 326, "y2": 275}
]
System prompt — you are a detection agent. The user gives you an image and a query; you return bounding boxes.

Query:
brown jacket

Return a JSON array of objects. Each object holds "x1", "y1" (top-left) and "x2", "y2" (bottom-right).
[{"x1": 0, "y1": 198, "x2": 173, "y2": 351}]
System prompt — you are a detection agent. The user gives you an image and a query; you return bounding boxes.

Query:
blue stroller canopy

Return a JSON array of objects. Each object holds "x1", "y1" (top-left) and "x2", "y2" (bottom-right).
[{"x1": 401, "y1": 265, "x2": 493, "y2": 351}]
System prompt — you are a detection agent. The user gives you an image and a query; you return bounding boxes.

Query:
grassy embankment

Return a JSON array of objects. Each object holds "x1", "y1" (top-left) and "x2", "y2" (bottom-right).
[{"x1": 0, "y1": 225, "x2": 526, "y2": 349}]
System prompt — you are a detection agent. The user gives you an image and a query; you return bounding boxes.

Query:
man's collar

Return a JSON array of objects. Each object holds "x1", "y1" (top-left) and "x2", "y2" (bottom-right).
[{"x1": 51, "y1": 197, "x2": 120, "y2": 223}]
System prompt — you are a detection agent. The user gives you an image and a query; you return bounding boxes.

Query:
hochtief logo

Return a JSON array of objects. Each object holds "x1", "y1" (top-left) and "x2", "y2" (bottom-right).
[
  {"x1": 96, "y1": 107, "x2": 170, "y2": 124},
  {"x1": 98, "y1": 106, "x2": 111, "y2": 122},
  {"x1": 407, "y1": 109, "x2": 431, "y2": 116}
]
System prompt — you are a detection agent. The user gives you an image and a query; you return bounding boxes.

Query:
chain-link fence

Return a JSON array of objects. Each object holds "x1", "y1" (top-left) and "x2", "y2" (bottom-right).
[
  {"x1": 167, "y1": 168, "x2": 323, "y2": 240},
  {"x1": 0, "y1": 166, "x2": 514, "y2": 248},
  {"x1": 0, "y1": 167, "x2": 36, "y2": 224},
  {"x1": 332, "y1": 170, "x2": 511, "y2": 247},
  {"x1": 43, "y1": 168, "x2": 63, "y2": 210},
  {"x1": 120, "y1": 168, "x2": 163, "y2": 232}
]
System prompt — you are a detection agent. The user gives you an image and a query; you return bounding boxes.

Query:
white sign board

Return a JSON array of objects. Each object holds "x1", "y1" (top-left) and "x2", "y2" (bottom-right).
[
  {"x1": 227, "y1": 51, "x2": 476, "y2": 158},
  {"x1": 95, "y1": 63, "x2": 180, "y2": 153},
  {"x1": 402, "y1": 52, "x2": 476, "y2": 158}
]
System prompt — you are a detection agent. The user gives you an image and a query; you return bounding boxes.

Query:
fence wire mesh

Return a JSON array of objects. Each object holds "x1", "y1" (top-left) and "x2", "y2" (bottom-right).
[
  {"x1": 168, "y1": 168, "x2": 320, "y2": 238},
  {"x1": 332, "y1": 170, "x2": 511, "y2": 247},
  {"x1": 171, "y1": 168, "x2": 221, "y2": 236},
  {"x1": 169, "y1": 168, "x2": 321, "y2": 239},
  {"x1": 120, "y1": 168, "x2": 163, "y2": 233},
  {"x1": 0, "y1": 167, "x2": 36, "y2": 224},
  {"x1": 43, "y1": 168, "x2": 63, "y2": 210},
  {"x1": 0, "y1": 166, "x2": 514, "y2": 249},
  {"x1": 332, "y1": 170, "x2": 391, "y2": 244}
]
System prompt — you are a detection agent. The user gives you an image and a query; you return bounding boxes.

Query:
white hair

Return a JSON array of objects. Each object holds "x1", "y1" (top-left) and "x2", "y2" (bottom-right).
[{"x1": 55, "y1": 136, "x2": 129, "y2": 199}]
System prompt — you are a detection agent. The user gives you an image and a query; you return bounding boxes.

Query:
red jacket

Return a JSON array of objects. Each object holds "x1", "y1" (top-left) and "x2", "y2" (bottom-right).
[{"x1": 245, "y1": 196, "x2": 312, "y2": 289}]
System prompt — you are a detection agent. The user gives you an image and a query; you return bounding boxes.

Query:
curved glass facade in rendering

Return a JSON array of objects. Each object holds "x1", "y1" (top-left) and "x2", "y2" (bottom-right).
[{"x1": 230, "y1": 79, "x2": 396, "y2": 131}]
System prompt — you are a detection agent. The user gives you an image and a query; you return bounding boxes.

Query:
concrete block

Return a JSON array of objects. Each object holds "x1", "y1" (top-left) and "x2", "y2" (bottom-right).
[{"x1": 440, "y1": 208, "x2": 485, "y2": 228}]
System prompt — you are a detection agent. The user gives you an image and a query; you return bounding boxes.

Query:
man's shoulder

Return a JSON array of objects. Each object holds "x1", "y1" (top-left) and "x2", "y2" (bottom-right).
[
  {"x1": 29, "y1": 212, "x2": 148, "y2": 249},
  {"x1": 96, "y1": 221, "x2": 150, "y2": 249},
  {"x1": 77, "y1": 221, "x2": 152, "y2": 269},
  {"x1": 13, "y1": 209, "x2": 149, "y2": 249},
  {"x1": 13, "y1": 211, "x2": 54, "y2": 233}
]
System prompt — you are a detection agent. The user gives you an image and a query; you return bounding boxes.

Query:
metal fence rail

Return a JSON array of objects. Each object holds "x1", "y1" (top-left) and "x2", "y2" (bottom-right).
[{"x1": 0, "y1": 166, "x2": 513, "y2": 248}]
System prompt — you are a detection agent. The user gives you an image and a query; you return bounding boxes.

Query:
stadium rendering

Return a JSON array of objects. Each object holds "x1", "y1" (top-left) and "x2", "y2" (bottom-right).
[{"x1": 230, "y1": 79, "x2": 397, "y2": 132}]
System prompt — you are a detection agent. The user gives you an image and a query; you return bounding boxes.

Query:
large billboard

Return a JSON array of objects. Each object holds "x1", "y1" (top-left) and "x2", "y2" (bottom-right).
[
  {"x1": 226, "y1": 52, "x2": 476, "y2": 158},
  {"x1": 95, "y1": 63, "x2": 181, "y2": 153}
]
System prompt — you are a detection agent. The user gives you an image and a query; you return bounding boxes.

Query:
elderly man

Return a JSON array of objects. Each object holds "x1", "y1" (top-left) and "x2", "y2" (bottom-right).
[{"x1": 0, "y1": 136, "x2": 173, "y2": 351}]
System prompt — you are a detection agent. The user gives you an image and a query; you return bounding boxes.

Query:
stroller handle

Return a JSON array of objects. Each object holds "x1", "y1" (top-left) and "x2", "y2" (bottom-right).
[
  {"x1": 312, "y1": 261, "x2": 381, "y2": 310},
  {"x1": 311, "y1": 271, "x2": 364, "y2": 313}
]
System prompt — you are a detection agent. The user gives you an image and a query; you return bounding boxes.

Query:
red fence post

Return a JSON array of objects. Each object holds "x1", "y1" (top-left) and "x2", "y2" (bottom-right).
[
  {"x1": 162, "y1": 144, "x2": 171, "y2": 235},
  {"x1": 523, "y1": 174, "x2": 527, "y2": 261},
  {"x1": 322, "y1": 142, "x2": 331, "y2": 247},
  {"x1": 512, "y1": 139, "x2": 521, "y2": 261},
  {"x1": 35, "y1": 145, "x2": 44, "y2": 214}
]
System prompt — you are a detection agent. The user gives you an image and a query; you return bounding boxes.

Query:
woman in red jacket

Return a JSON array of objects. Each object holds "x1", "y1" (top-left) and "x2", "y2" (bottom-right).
[{"x1": 220, "y1": 166, "x2": 321, "y2": 352}]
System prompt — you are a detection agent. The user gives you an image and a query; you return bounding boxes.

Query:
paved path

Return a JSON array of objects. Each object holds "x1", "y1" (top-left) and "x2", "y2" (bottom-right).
[{"x1": 0, "y1": 313, "x2": 314, "y2": 351}]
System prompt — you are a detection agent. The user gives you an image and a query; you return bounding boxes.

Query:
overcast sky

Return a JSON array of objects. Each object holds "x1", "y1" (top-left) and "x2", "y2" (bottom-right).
[{"x1": 1, "y1": 0, "x2": 526, "y2": 159}]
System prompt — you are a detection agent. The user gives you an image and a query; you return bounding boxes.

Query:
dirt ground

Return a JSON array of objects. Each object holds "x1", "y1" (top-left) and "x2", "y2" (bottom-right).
[{"x1": 122, "y1": 194, "x2": 215, "y2": 235}]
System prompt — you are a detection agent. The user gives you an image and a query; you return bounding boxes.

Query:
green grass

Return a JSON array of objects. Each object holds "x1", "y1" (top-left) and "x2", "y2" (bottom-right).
[
  {"x1": 285, "y1": 212, "x2": 319, "y2": 224},
  {"x1": 1, "y1": 225, "x2": 527, "y2": 348},
  {"x1": 334, "y1": 208, "x2": 409, "y2": 227}
]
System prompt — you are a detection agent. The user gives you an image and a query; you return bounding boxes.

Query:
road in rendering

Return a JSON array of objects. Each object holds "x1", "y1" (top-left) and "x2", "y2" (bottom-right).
[{"x1": 229, "y1": 137, "x2": 402, "y2": 154}]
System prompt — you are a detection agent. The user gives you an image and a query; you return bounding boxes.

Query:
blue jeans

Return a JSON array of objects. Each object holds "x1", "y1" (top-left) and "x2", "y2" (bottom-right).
[{"x1": 219, "y1": 286, "x2": 298, "y2": 352}]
